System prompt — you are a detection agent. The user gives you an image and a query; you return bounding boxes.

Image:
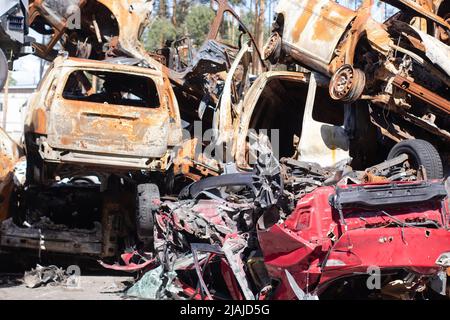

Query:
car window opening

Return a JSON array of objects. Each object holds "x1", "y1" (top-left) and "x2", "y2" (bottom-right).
[{"x1": 63, "y1": 70, "x2": 160, "y2": 108}]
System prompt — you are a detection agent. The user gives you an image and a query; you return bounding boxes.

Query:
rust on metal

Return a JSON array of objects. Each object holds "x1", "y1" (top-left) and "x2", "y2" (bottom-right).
[
  {"x1": 0, "y1": 127, "x2": 22, "y2": 221},
  {"x1": 392, "y1": 75, "x2": 450, "y2": 114}
]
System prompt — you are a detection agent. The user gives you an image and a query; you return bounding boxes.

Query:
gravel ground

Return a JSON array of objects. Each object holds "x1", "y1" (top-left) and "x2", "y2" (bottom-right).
[{"x1": 0, "y1": 274, "x2": 134, "y2": 300}]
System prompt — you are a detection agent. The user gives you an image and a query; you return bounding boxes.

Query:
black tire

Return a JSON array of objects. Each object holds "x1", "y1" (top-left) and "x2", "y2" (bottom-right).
[
  {"x1": 388, "y1": 139, "x2": 443, "y2": 179},
  {"x1": 0, "y1": 49, "x2": 8, "y2": 91},
  {"x1": 136, "y1": 183, "x2": 160, "y2": 247}
]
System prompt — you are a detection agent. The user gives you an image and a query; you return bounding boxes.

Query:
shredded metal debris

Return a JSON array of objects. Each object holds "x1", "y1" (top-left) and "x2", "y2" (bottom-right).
[{"x1": 23, "y1": 264, "x2": 69, "y2": 288}]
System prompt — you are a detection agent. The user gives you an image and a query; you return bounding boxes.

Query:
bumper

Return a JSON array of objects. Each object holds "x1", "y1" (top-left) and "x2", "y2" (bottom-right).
[{"x1": 39, "y1": 146, "x2": 172, "y2": 172}]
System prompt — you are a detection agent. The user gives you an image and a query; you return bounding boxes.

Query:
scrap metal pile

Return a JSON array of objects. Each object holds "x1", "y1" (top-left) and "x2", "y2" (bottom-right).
[
  {"x1": 104, "y1": 138, "x2": 450, "y2": 300},
  {"x1": 0, "y1": 0, "x2": 450, "y2": 300}
]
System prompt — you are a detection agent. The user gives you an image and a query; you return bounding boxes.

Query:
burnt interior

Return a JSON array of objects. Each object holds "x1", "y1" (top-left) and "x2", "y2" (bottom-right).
[
  {"x1": 62, "y1": 70, "x2": 160, "y2": 108},
  {"x1": 249, "y1": 78, "x2": 345, "y2": 159},
  {"x1": 12, "y1": 182, "x2": 102, "y2": 230}
]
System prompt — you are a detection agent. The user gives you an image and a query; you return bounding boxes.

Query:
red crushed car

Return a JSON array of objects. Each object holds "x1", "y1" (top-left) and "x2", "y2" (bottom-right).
[{"x1": 259, "y1": 180, "x2": 450, "y2": 299}]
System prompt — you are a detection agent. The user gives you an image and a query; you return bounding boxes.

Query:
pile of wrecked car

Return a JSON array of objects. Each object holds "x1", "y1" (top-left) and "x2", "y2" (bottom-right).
[{"x1": 0, "y1": 0, "x2": 449, "y2": 300}]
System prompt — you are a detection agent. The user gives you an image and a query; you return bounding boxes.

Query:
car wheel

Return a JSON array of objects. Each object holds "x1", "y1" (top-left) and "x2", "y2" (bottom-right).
[
  {"x1": 136, "y1": 183, "x2": 160, "y2": 249},
  {"x1": 263, "y1": 32, "x2": 282, "y2": 64},
  {"x1": 329, "y1": 64, "x2": 365, "y2": 102},
  {"x1": 388, "y1": 139, "x2": 443, "y2": 179},
  {"x1": 0, "y1": 49, "x2": 8, "y2": 91}
]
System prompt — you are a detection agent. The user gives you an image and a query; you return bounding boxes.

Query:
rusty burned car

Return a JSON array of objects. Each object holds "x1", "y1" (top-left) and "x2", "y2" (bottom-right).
[
  {"x1": 263, "y1": 0, "x2": 450, "y2": 171},
  {"x1": 24, "y1": 56, "x2": 182, "y2": 185},
  {"x1": 211, "y1": 39, "x2": 444, "y2": 179},
  {"x1": 0, "y1": 55, "x2": 184, "y2": 257}
]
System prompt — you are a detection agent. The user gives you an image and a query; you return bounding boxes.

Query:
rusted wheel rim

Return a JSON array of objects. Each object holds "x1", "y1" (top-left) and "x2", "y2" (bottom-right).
[
  {"x1": 329, "y1": 64, "x2": 365, "y2": 102},
  {"x1": 263, "y1": 33, "x2": 281, "y2": 62},
  {"x1": 332, "y1": 66, "x2": 354, "y2": 99}
]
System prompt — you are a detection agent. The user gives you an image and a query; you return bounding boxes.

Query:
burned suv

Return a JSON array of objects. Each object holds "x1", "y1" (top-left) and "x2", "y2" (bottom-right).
[
  {"x1": 24, "y1": 55, "x2": 183, "y2": 185},
  {"x1": 0, "y1": 56, "x2": 184, "y2": 258}
]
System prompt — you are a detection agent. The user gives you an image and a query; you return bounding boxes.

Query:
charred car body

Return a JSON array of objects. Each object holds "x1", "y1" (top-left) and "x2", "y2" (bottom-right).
[
  {"x1": 24, "y1": 56, "x2": 182, "y2": 184},
  {"x1": 212, "y1": 42, "x2": 444, "y2": 179},
  {"x1": 0, "y1": 55, "x2": 184, "y2": 258},
  {"x1": 264, "y1": 0, "x2": 450, "y2": 170}
]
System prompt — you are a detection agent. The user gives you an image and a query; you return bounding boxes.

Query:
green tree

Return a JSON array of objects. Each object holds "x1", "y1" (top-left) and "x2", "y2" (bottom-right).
[
  {"x1": 143, "y1": 0, "x2": 272, "y2": 51},
  {"x1": 174, "y1": 0, "x2": 196, "y2": 27},
  {"x1": 181, "y1": 5, "x2": 215, "y2": 47},
  {"x1": 143, "y1": 17, "x2": 177, "y2": 51}
]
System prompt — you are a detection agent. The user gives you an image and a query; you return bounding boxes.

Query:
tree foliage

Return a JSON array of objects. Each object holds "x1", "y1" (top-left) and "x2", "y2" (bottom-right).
[
  {"x1": 143, "y1": 17, "x2": 177, "y2": 51},
  {"x1": 182, "y1": 6, "x2": 215, "y2": 46},
  {"x1": 143, "y1": 0, "x2": 272, "y2": 51}
]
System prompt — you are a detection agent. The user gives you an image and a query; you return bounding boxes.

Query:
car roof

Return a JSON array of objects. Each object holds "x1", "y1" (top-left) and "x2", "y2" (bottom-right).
[{"x1": 53, "y1": 56, "x2": 163, "y2": 77}]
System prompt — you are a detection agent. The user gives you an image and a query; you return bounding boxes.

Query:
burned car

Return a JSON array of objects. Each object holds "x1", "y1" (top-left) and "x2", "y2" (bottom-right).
[
  {"x1": 28, "y1": 0, "x2": 153, "y2": 62},
  {"x1": 263, "y1": 0, "x2": 450, "y2": 169},
  {"x1": 24, "y1": 55, "x2": 182, "y2": 185},
  {"x1": 210, "y1": 40, "x2": 444, "y2": 178},
  {"x1": 0, "y1": 56, "x2": 184, "y2": 258},
  {"x1": 0, "y1": 0, "x2": 188, "y2": 260},
  {"x1": 259, "y1": 179, "x2": 450, "y2": 300}
]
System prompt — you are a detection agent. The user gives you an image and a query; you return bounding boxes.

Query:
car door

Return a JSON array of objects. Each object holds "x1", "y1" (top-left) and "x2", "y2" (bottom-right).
[
  {"x1": 296, "y1": 72, "x2": 350, "y2": 167},
  {"x1": 233, "y1": 71, "x2": 350, "y2": 169},
  {"x1": 214, "y1": 42, "x2": 253, "y2": 147}
]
